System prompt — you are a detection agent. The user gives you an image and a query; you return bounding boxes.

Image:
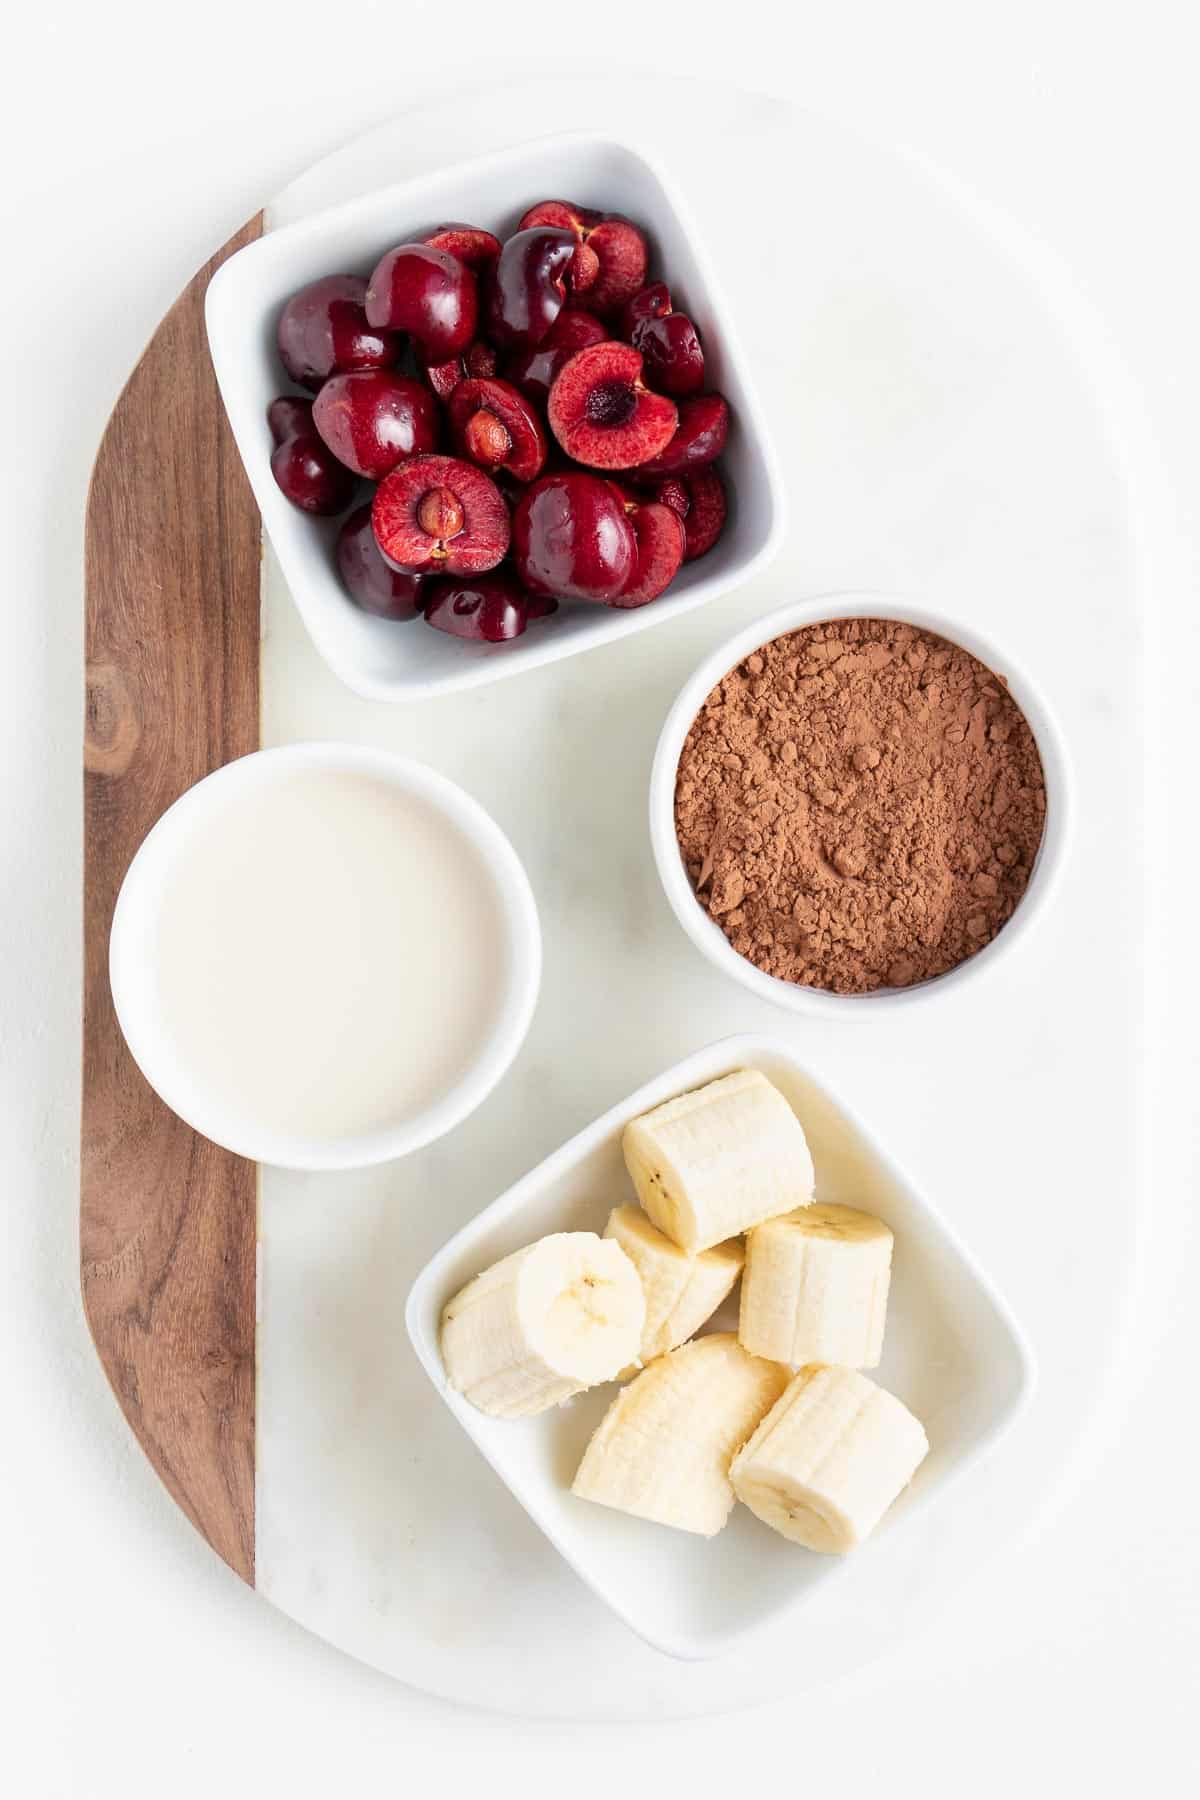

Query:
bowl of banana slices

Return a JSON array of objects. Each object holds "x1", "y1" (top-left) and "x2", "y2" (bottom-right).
[{"x1": 405, "y1": 1032, "x2": 1034, "y2": 1661}]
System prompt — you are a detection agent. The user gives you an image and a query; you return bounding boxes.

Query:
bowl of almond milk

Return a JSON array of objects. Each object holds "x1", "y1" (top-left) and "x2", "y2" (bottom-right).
[{"x1": 109, "y1": 743, "x2": 541, "y2": 1169}]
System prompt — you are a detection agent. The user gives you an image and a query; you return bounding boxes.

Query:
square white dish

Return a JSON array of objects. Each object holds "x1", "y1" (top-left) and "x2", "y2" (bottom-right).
[
  {"x1": 206, "y1": 132, "x2": 785, "y2": 702},
  {"x1": 405, "y1": 1033, "x2": 1035, "y2": 1661}
]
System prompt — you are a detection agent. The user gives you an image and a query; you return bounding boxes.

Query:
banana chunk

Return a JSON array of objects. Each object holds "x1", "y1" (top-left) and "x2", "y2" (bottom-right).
[
  {"x1": 440, "y1": 1233, "x2": 645, "y2": 1419},
  {"x1": 622, "y1": 1068, "x2": 814, "y2": 1253},
  {"x1": 739, "y1": 1202, "x2": 893, "y2": 1369},
  {"x1": 731, "y1": 1365, "x2": 928, "y2": 1552},
  {"x1": 572, "y1": 1332, "x2": 788, "y2": 1537},
  {"x1": 604, "y1": 1204, "x2": 744, "y2": 1364}
]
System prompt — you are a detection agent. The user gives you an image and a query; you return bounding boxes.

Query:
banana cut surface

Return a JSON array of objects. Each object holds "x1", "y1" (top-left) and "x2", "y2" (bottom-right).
[{"x1": 441, "y1": 1232, "x2": 645, "y2": 1419}]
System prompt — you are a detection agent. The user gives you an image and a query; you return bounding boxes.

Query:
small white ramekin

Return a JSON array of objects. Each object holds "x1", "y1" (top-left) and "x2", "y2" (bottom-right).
[
  {"x1": 650, "y1": 593, "x2": 1071, "y2": 1018},
  {"x1": 109, "y1": 743, "x2": 541, "y2": 1169}
]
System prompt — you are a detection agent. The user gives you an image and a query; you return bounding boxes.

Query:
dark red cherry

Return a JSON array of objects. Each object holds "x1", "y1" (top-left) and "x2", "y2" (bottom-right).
[
  {"x1": 423, "y1": 569, "x2": 529, "y2": 642},
  {"x1": 619, "y1": 283, "x2": 672, "y2": 337},
  {"x1": 312, "y1": 370, "x2": 439, "y2": 479},
  {"x1": 648, "y1": 467, "x2": 727, "y2": 560},
  {"x1": 269, "y1": 432, "x2": 356, "y2": 515},
  {"x1": 504, "y1": 311, "x2": 608, "y2": 409},
  {"x1": 268, "y1": 396, "x2": 316, "y2": 444},
  {"x1": 512, "y1": 472, "x2": 636, "y2": 602},
  {"x1": 484, "y1": 228, "x2": 576, "y2": 350},
  {"x1": 365, "y1": 244, "x2": 478, "y2": 360},
  {"x1": 277, "y1": 275, "x2": 400, "y2": 391},
  {"x1": 335, "y1": 505, "x2": 426, "y2": 618},
  {"x1": 605, "y1": 487, "x2": 687, "y2": 606},
  {"x1": 518, "y1": 202, "x2": 648, "y2": 312},
  {"x1": 636, "y1": 394, "x2": 729, "y2": 476}
]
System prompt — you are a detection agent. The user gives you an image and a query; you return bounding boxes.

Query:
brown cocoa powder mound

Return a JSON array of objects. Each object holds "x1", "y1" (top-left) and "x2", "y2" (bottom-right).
[{"x1": 674, "y1": 618, "x2": 1047, "y2": 994}]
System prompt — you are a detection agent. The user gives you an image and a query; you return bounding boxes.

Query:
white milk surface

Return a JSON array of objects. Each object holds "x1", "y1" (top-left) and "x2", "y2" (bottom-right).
[{"x1": 149, "y1": 768, "x2": 505, "y2": 1141}]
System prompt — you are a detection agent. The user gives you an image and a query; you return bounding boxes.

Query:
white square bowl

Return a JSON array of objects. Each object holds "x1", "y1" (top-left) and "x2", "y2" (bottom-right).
[
  {"x1": 405, "y1": 1033, "x2": 1035, "y2": 1661},
  {"x1": 206, "y1": 132, "x2": 785, "y2": 702}
]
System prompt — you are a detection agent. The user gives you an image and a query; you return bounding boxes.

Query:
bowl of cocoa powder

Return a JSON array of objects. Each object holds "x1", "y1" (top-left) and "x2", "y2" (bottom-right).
[{"x1": 650, "y1": 596, "x2": 1069, "y2": 1013}]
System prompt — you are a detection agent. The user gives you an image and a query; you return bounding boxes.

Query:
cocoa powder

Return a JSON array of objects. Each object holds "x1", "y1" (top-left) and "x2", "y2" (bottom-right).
[{"x1": 674, "y1": 618, "x2": 1047, "y2": 994}]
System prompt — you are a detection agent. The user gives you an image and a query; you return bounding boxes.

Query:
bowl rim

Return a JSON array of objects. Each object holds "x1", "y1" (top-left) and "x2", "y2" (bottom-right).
[
  {"x1": 108, "y1": 741, "x2": 542, "y2": 1170},
  {"x1": 649, "y1": 590, "x2": 1073, "y2": 1018},
  {"x1": 204, "y1": 128, "x2": 787, "y2": 703},
  {"x1": 404, "y1": 1030, "x2": 1037, "y2": 1661}
]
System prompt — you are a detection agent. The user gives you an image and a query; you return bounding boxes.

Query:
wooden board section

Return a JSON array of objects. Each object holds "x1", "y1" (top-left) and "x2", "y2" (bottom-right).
[{"x1": 81, "y1": 217, "x2": 264, "y2": 1583}]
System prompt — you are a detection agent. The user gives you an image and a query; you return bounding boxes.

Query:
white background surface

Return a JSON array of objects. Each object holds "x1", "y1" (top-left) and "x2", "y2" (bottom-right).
[{"x1": 2, "y1": 1, "x2": 1197, "y2": 1794}]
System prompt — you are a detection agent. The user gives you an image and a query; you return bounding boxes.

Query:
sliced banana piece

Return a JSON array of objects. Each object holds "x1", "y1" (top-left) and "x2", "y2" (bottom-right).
[
  {"x1": 604, "y1": 1203, "x2": 744, "y2": 1364},
  {"x1": 622, "y1": 1068, "x2": 814, "y2": 1253},
  {"x1": 739, "y1": 1202, "x2": 893, "y2": 1369},
  {"x1": 572, "y1": 1332, "x2": 788, "y2": 1537},
  {"x1": 731, "y1": 1364, "x2": 928, "y2": 1552},
  {"x1": 440, "y1": 1232, "x2": 645, "y2": 1420}
]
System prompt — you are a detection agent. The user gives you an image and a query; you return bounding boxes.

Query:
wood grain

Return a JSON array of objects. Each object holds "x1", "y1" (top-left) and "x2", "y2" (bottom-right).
[{"x1": 81, "y1": 217, "x2": 264, "y2": 1583}]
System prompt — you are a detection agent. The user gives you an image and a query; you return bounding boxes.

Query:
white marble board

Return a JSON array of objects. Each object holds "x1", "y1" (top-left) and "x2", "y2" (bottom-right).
[{"x1": 252, "y1": 79, "x2": 1142, "y2": 1719}]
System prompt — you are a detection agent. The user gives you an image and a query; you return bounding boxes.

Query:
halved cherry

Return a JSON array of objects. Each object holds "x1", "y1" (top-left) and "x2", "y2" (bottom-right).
[
  {"x1": 547, "y1": 341, "x2": 677, "y2": 470},
  {"x1": 636, "y1": 393, "x2": 729, "y2": 476},
  {"x1": 606, "y1": 485, "x2": 687, "y2": 607},
  {"x1": 504, "y1": 310, "x2": 608, "y2": 408},
  {"x1": 518, "y1": 200, "x2": 647, "y2": 312},
  {"x1": 312, "y1": 370, "x2": 440, "y2": 479},
  {"x1": 422, "y1": 224, "x2": 502, "y2": 269},
  {"x1": 371, "y1": 454, "x2": 509, "y2": 575},
  {"x1": 336, "y1": 505, "x2": 426, "y2": 618},
  {"x1": 448, "y1": 376, "x2": 546, "y2": 483},
  {"x1": 649, "y1": 467, "x2": 727, "y2": 560},
  {"x1": 423, "y1": 568, "x2": 529, "y2": 642}
]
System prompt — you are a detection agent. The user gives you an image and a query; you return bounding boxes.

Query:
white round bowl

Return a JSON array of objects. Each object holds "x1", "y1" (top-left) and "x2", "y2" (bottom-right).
[
  {"x1": 110, "y1": 742, "x2": 541, "y2": 1169},
  {"x1": 650, "y1": 593, "x2": 1071, "y2": 1018}
]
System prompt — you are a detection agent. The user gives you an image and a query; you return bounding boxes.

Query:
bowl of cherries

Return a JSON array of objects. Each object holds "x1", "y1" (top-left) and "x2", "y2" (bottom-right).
[{"x1": 207, "y1": 135, "x2": 785, "y2": 700}]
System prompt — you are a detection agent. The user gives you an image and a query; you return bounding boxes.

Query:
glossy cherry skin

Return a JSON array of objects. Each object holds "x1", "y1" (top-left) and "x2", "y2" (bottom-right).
[
  {"x1": 365, "y1": 244, "x2": 478, "y2": 360},
  {"x1": 633, "y1": 311, "x2": 704, "y2": 397},
  {"x1": 423, "y1": 569, "x2": 529, "y2": 642},
  {"x1": 269, "y1": 432, "x2": 356, "y2": 515},
  {"x1": 619, "y1": 282, "x2": 672, "y2": 336},
  {"x1": 277, "y1": 276, "x2": 400, "y2": 391},
  {"x1": 484, "y1": 228, "x2": 576, "y2": 350},
  {"x1": 335, "y1": 505, "x2": 426, "y2": 617},
  {"x1": 312, "y1": 370, "x2": 440, "y2": 479},
  {"x1": 637, "y1": 394, "x2": 729, "y2": 477},
  {"x1": 512, "y1": 472, "x2": 636, "y2": 603}
]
